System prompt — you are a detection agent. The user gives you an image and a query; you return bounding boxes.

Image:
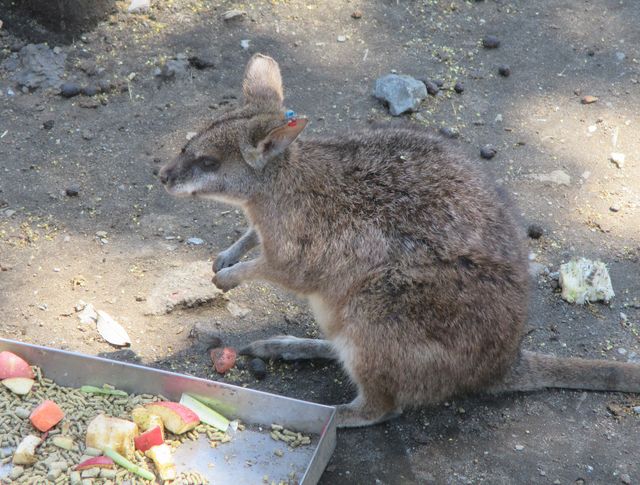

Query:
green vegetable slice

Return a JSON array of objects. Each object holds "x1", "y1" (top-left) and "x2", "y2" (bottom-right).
[
  {"x1": 179, "y1": 393, "x2": 230, "y2": 432},
  {"x1": 80, "y1": 385, "x2": 128, "y2": 396},
  {"x1": 103, "y1": 447, "x2": 155, "y2": 481}
]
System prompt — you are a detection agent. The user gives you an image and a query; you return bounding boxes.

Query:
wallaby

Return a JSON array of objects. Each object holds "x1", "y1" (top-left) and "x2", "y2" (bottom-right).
[{"x1": 159, "y1": 54, "x2": 640, "y2": 428}]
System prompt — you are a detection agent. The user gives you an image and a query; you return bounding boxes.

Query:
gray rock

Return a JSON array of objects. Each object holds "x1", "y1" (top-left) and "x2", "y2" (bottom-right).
[
  {"x1": 374, "y1": 74, "x2": 427, "y2": 116},
  {"x1": 620, "y1": 474, "x2": 631, "y2": 485},
  {"x1": 81, "y1": 85, "x2": 100, "y2": 96},
  {"x1": 453, "y1": 81, "x2": 464, "y2": 93},
  {"x1": 480, "y1": 145, "x2": 497, "y2": 159},
  {"x1": 632, "y1": 406, "x2": 640, "y2": 415},
  {"x1": 187, "y1": 237, "x2": 204, "y2": 245},
  {"x1": 527, "y1": 224, "x2": 544, "y2": 239},
  {"x1": 498, "y1": 64, "x2": 511, "y2": 77},
  {"x1": 439, "y1": 127, "x2": 459, "y2": 139},
  {"x1": 146, "y1": 261, "x2": 224, "y2": 315},
  {"x1": 65, "y1": 184, "x2": 80, "y2": 197},
  {"x1": 5, "y1": 44, "x2": 67, "y2": 90},
  {"x1": 482, "y1": 35, "x2": 501, "y2": 48},
  {"x1": 60, "y1": 82, "x2": 81, "y2": 98}
]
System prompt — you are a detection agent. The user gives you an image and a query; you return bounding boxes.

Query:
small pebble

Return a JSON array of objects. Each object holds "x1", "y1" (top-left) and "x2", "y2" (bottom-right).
[
  {"x1": 514, "y1": 444, "x2": 524, "y2": 451},
  {"x1": 480, "y1": 145, "x2": 497, "y2": 159},
  {"x1": 351, "y1": 10, "x2": 362, "y2": 19},
  {"x1": 527, "y1": 224, "x2": 544, "y2": 239},
  {"x1": 632, "y1": 406, "x2": 640, "y2": 415},
  {"x1": 581, "y1": 95, "x2": 598, "y2": 104},
  {"x1": 65, "y1": 185, "x2": 80, "y2": 197},
  {"x1": 60, "y1": 82, "x2": 81, "y2": 98},
  {"x1": 620, "y1": 474, "x2": 632, "y2": 485},
  {"x1": 424, "y1": 80, "x2": 439, "y2": 96},
  {"x1": 187, "y1": 237, "x2": 204, "y2": 245},
  {"x1": 482, "y1": 35, "x2": 500, "y2": 49},
  {"x1": 498, "y1": 64, "x2": 511, "y2": 77},
  {"x1": 240, "y1": 40, "x2": 250, "y2": 50},
  {"x1": 609, "y1": 205, "x2": 620, "y2": 213},
  {"x1": 617, "y1": 348, "x2": 627, "y2": 356},
  {"x1": 439, "y1": 127, "x2": 459, "y2": 139},
  {"x1": 337, "y1": 35, "x2": 347, "y2": 43},
  {"x1": 42, "y1": 120, "x2": 55, "y2": 130},
  {"x1": 249, "y1": 358, "x2": 267, "y2": 379},
  {"x1": 453, "y1": 81, "x2": 464, "y2": 93}
]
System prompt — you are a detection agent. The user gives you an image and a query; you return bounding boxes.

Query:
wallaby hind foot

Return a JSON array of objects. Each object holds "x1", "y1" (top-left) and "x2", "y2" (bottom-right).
[{"x1": 336, "y1": 394, "x2": 403, "y2": 428}]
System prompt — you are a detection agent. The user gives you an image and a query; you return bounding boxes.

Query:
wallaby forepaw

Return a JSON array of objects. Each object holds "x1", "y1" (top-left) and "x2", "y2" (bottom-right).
[
  {"x1": 214, "y1": 250, "x2": 239, "y2": 273},
  {"x1": 240, "y1": 336, "x2": 329, "y2": 360},
  {"x1": 212, "y1": 267, "x2": 240, "y2": 292}
]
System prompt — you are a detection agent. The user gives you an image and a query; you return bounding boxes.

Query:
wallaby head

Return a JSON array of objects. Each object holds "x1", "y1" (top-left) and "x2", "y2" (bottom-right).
[{"x1": 159, "y1": 54, "x2": 308, "y2": 205}]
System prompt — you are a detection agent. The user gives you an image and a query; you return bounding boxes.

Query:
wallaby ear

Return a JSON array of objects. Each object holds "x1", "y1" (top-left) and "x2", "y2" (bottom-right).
[
  {"x1": 241, "y1": 118, "x2": 308, "y2": 171},
  {"x1": 242, "y1": 54, "x2": 284, "y2": 106}
]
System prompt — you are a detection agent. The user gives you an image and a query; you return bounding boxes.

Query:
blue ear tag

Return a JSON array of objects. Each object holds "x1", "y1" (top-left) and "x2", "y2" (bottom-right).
[{"x1": 284, "y1": 109, "x2": 298, "y2": 127}]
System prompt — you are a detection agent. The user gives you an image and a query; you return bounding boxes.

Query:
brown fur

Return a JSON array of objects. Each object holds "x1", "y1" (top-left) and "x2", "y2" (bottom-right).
[{"x1": 159, "y1": 54, "x2": 640, "y2": 427}]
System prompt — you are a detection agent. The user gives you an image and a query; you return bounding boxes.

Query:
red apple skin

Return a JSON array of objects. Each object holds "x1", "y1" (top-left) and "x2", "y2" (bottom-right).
[
  {"x1": 134, "y1": 425, "x2": 164, "y2": 452},
  {"x1": 144, "y1": 402, "x2": 199, "y2": 434},
  {"x1": 74, "y1": 456, "x2": 115, "y2": 470},
  {"x1": 0, "y1": 351, "x2": 35, "y2": 379}
]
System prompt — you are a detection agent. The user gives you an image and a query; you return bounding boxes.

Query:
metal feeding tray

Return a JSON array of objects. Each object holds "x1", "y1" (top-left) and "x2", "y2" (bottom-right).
[{"x1": 0, "y1": 338, "x2": 336, "y2": 484}]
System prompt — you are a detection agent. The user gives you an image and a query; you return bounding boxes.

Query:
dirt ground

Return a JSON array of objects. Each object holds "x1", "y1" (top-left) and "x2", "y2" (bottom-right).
[{"x1": 1, "y1": 0, "x2": 639, "y2": 483}]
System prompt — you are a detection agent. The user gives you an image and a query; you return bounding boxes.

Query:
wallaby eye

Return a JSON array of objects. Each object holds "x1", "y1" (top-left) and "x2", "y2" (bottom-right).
[{"x1": 197, "y1": 156, "x2": 220, "y2": 170}]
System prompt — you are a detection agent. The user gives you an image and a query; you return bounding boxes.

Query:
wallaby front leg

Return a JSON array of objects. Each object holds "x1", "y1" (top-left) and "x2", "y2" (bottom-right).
[
  {"x1": 212, "y1": 257, "x2": 264, "y2": 292},
  {"x1": 214, "y1": 228, "x2": 259, "y2": 272}
]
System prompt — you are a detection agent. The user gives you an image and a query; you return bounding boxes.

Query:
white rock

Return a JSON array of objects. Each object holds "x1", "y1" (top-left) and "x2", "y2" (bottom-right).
[
  {"x1": 515, "y1": 444, "x2": 524, "y2": 451},
  {"x1": 617, "y1": 348, "x2": 627, "y2": 356},
  {"x1": 186, "y1": 237, "x2": 204, "y2": 245},
  {"x1": 128, "y1": 0, "x2": 150, "y2": 13},
  {"x1": 559, "y1": 258, "x2": 615, "y2": 305},
  {"x1": 528, "y1": 170, "x2": 571, "y2": 186},
  {"x1": 337, "y1": 35, "x2": 347, "y2": 43},
  {"x1": 226, "y1": 301, "x2": 251, "y2": 318},
  {"x1": 186, "y1": 132, "x2": 197, "y2": 140},
  {"x1": 610, "y1": 152, "x2": 625, "y2": 169},
  {"x1": 77, "y1": 303, "x2": 97, "y2": 325},
  {"x1": 240, "y1": 40, "x2": 250, "y2": 50}
]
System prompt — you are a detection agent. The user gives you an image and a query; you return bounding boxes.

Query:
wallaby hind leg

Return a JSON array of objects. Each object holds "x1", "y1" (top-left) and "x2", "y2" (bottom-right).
[
  {"x1": 336, "y1": 393, "x2": 402, "y2": 428},
  {"x1": 240, "y1": 336, "x2": 336, "y2": 360},
  {"x1": 214, "y1": 228, "x2": 259, "y2": 272}
]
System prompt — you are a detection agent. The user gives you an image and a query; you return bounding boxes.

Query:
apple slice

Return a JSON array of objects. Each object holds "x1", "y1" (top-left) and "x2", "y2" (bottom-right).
[
  {"x1": 145, "y1": 444, "x2": 177, "y2": 481},
  {"x1": 134, "y1": 425, "x2": 164, "y2": 452},
  {"x1": 144, "y1": 402, "x2": 199, "y2": 434},
  {"x1": 75, "y1": 456, "x2": 115, "y2": 470},
  {"x1": 0, "y1": 351, "x2": 35, "y2": 379},
  {"x1": 2, "y1": 377, "x2": 35, "y2": 395},
  {"x1": 85, "y1": 414, "x2": 139, "y2": 459},
  {"x1": 131, "y1": 407, "x2": 164, "y2": 432}
]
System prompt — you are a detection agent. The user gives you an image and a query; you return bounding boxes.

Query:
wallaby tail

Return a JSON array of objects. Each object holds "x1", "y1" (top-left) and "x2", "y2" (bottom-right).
[{"x1": 491, "y1": 350, "x2": 640, "y2": 393}]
